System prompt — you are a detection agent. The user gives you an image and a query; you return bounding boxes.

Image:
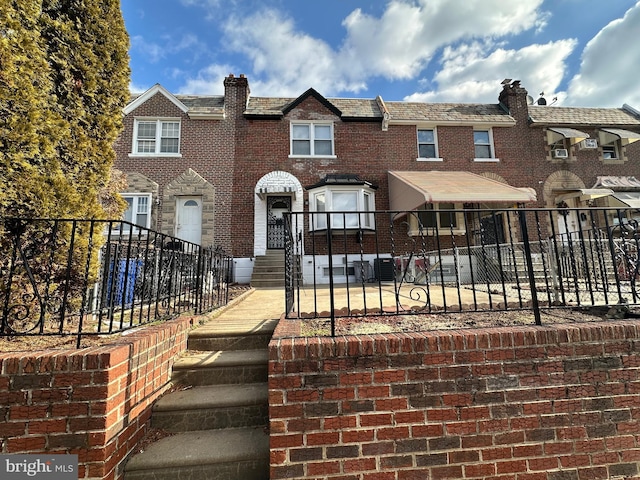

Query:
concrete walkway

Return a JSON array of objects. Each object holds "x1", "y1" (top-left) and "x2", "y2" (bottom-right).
[
  {"x1": 194, "y1": 287, "x2": 286, "y2": 337},
  {"x1": 198, "y1": 283, "x2": 503, "y2": 331}
]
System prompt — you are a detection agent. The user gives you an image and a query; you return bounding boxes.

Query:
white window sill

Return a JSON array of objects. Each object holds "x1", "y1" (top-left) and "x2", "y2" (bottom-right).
[
  {"x1": 309, "y1": 226, "x2": 376, "y2": 233},
  {"x1": 417, "y1": 157, "x2": 443, "y2": 162},
  {"x1": 288, "y1": 154, "x2": 337, "y2": 159},
  {"x1": 473, "y1": 157, "x2": 500, "y2": 163},
  {"x1": 128, "y1": 153, "x2": 182, "y2": 158}
]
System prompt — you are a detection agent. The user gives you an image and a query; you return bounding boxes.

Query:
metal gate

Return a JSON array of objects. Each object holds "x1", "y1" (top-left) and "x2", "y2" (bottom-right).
[{"x1": 267, "y1": 196, "x2": 291, "y2": 249}]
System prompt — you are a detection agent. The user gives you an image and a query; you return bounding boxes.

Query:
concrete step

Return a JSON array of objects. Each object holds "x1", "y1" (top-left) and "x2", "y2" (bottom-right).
[
  {"x1": 152, "y1": 383, "x2": 268, "y2": 432},
  {"x1": 171, "y1": 350, "x2": 269, "y2": 386},
  {"x1": 188, "y1": 317, "x2": 278, "y2": 351},
  {"x1": 124, "y1": 427, "x2": 269, "y2": 480}
]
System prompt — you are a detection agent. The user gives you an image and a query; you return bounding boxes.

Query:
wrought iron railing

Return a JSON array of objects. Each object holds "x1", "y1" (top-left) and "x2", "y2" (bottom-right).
[
  {"x1": 1, "y1": 218, "x2": 231, "y2": 347},
  {"x1": 284, "y1": 207, "x2": 640, "y2": 334}
]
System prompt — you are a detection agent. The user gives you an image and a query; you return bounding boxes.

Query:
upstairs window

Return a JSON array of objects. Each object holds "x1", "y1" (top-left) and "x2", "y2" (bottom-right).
[
  {"x1": 473, "y1": 129, "x2": 495, "y2": 160},
  {"x1": 602, "y1": 142, "x2": 620, "y2": 160},
  {"x1": 291, "y1": 122, "x2": 334, "y2": 157},
  {"x1": 550, "y1": 139, "x2": 569, "y2": 160},
  {"x1": 417, "y1": 128, "x2": 439, "y2": 160},
  {"x1": 133, "y1": 119, "x2": 181, "y2": 155}
]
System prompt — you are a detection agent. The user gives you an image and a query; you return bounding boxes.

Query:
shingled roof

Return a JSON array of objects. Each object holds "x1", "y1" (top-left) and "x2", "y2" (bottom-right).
[
  {"x1": 244, "y1": 96, "x2": 515, "y2": 125},
  {"x1": 529, "y1": 105, "x2": 640, "y2": 127},
  {"x1": 244, "y1": 96, "x2": 383, "y2": 119},
  {"x1": 384, "y1": 102, "x2": 514, "y2": 125},
  {"x1": 128, "y1": 90, "x2": 225, "y2": 118}
]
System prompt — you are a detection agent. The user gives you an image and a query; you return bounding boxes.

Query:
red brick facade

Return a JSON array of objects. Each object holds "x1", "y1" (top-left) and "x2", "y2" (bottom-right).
[
  {"x1": 115, "y1": 76, "x2": 640, "y2": 261},
  {"x1": 269, "y1": 320, "x2": 640, "y2": 480},
  {"x1": 0, "y1": 317, "x2": 191, "y2": 479}
]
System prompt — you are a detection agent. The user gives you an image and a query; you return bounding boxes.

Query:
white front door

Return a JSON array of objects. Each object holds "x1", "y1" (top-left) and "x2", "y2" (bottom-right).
[
  {"x1": 175, "y1": 197, "x2": 202, "y2": 245},
  {"x1": 556, "y1": 198, "x2": 579, "y2": 243}
]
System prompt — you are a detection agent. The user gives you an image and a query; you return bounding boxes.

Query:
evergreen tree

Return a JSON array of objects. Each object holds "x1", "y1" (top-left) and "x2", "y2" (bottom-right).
[
  {"x1": 0, "y1": 0, "x2": 67, "y2": 217},
  {"x1": 0, "y1": 0, "x2": 130, "y2": 331},
  {"x1": 40, "y1": 0, "x2": 130, "y2": 219}
]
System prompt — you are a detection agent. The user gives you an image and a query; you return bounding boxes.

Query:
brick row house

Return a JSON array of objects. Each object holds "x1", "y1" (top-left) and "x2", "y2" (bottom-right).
[{"x1": 113, "y1": 75, "x2": 640, "y2": 284}]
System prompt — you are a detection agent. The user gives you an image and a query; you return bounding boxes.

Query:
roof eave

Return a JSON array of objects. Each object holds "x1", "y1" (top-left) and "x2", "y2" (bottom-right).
[
  {"x1": 388, "y1": 119, "x2": 516, "y2": 127},
  {"x1": 244, "y1": 113, "x2": 284, "y2": 120}
]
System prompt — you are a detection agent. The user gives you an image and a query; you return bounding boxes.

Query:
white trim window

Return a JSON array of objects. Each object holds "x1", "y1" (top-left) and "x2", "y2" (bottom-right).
[
  {"x1": 309, "y1": 187, "x2": 375, "y2": 230},
  {"x1": 290, "y1": 122, "x2": 335, "y2": 157},
  {"x1": 473, "y1": 129, "x2": 497, "y2": 161},
  {"x1": 117, "y1": 194, "x2": 152, "y2": 233},
  {"x1": 410, "y1": 203, "x2": 465, "y2": 235},
  {"x1": 417, "y1": 128, "x2": 441, "y2": 160},
  {"x1": 132, "y1": 118, "x2": 181, "y2": 156}
]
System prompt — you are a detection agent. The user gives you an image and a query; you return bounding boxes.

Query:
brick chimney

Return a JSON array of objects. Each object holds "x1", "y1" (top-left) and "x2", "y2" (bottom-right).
[
  {"x1": 498, "y1": 79, "x2": 529, "y2": 121},
  {"x1": 224, "y1": 73, "x2": 250, "y2": 119}
]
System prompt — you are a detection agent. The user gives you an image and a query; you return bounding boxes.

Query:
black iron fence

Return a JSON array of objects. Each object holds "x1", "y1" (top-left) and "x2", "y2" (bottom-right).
[
  {"x1": 1, "y1": 218, "x2": 232, "y2": 347},
  {"x1": 284, "y1": 207, "x2": 640, "y2": 334}
]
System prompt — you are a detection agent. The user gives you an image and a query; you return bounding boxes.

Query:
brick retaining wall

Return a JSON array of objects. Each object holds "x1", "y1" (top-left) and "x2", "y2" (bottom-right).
[
  {"x1": 269, "y1": 320, "x2": 640, "y2": 479},
  {"x1": 0, "y1": 317, "x2": 192, "y2": 479}
]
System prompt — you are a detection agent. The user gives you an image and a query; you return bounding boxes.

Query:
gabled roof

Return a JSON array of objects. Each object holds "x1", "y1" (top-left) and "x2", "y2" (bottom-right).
[
  {"x1": 528, "y1": 105, "x2": 640, "y2": 127},
  {"x1": 125, "y1": 84, "x2": 224, "y2": 119},
  {"x1": 125, "y1": 84, "x2": 188, "y2": 115},
  {"x1": 245, "y1": 96, "x2": 382, "y2": 120},
  {"x1": 282, "y1": 88, "x2": 342, "y2": 117}
]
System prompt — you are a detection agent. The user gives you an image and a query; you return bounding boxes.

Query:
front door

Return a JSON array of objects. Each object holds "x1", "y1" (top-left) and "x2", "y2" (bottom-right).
[
  {"x1": 480, "y1": 213, "x2": 506, "y2": 245},
  {"x1": 267, "y1": 196, "x2": 291, "y2": 249},
  {"x1": 175, "y1": 197, "x2": 202, "y2": 246},
  {"x1": 556, "y1": 198, "x2": 579, "y2": 243}
]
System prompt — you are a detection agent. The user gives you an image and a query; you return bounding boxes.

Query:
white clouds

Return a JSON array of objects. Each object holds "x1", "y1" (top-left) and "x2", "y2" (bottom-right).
[
  {"x1": 130, "y1": 33, "x2": 205, "y2": 64},
  {"x1": 566, "y1": 1, "x2": 640, "y2": 107},
  {"x1": 405, "y1": 39, "x2": 577, "y2": 103},
  {"x1": 339, "y1": 0, "x2": 547, "y2": 81},
  {"x1": 167, "y1": 0, "x2": 640, "y2": 107},
  {"x1": 218, "y1": 9, "x2": 366, "y2": 96},
  {"x1": 209, "y1": 0, "x2": 550, "y2": 96},
  {"x1": 129, "y1": 80, "x2": 150, "y2": 94},
  {"x1": 177, "y1": 64, "x2": 235, "y2": 95}
]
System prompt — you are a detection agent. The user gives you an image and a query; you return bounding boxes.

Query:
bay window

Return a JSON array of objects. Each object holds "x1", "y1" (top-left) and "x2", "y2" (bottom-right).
[{"x1": 309, "y1": 187, "x2": 375, "y2": 230}]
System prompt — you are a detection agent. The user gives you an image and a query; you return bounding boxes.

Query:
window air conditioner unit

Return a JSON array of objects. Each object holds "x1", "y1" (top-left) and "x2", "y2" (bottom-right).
[
  {"x1": 580, "y1": 138, "x2": 598, "y2": 149},
  {"x1": 553, "y1": 148, "x2": 569, "y2": 159}
]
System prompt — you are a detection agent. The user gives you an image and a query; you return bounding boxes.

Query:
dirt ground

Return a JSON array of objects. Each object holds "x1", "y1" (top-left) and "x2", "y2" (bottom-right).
[{"x1": 299, "y1": 305, "x2": 640, "y2": 337}]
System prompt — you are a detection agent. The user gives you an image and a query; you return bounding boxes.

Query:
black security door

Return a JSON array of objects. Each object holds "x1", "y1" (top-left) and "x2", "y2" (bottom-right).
[
  {"x1": 267, "y1": 196, "x2": 291, "y2": 249},
  {"x1": 480, "y1": 212, "x2": 506, "y2": 245}
]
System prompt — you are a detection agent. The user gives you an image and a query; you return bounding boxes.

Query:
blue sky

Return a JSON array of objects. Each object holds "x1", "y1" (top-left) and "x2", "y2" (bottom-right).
[{"x1": 122, "y1": 0, "x2": 640, "y2": 107}]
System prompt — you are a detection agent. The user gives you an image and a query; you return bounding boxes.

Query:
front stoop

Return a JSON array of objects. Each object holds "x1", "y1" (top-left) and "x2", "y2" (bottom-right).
[
  {"x1": 124, "y1": 428, "x2": 269, "y2": 480},
  {"x1": 123, "y1": 322, "x2": 276, "y2": 480}
]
